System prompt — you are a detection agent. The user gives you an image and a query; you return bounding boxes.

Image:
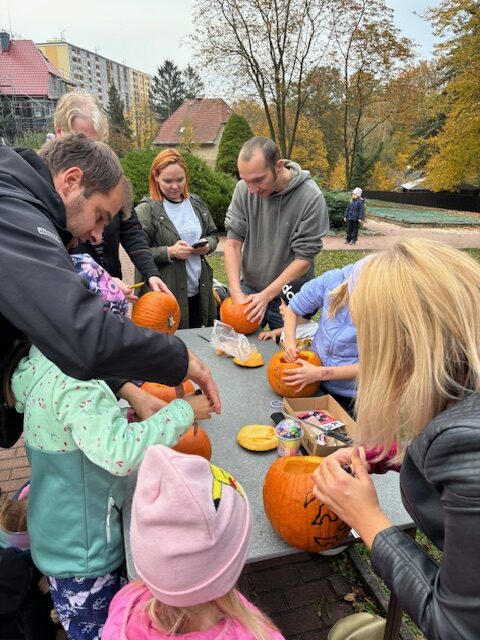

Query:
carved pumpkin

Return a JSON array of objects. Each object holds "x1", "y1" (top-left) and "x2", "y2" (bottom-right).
[
  {"x1": 263, "y1": 456, "x2": 350, "y2": 552},
  {"x1": 132, "y1": 291, "x2": 180, "y2": 334},
  {"x1": 220, "y1": 297, "x2": 260, "y2": 335},
  {"x1": 173, "y1": 425, "x2": 212, "y2": 460},
  {"x1": 267, "y1": 350, "x2": 322, "y2": 398},
  {"x1": 141, "y1": 380, "x2": 195, "y2": 403}
]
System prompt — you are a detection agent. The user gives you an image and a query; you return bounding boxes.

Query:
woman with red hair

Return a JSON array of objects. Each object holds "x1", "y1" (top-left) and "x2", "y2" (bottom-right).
[{"x1": 135, "y1": 149, "x2": 218, "y2": 328}]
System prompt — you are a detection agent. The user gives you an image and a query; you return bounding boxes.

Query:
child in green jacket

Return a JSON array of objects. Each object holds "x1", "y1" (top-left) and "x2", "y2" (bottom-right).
[{"x1": 9, "y1": 253, "x2": 213, "y2": 640}]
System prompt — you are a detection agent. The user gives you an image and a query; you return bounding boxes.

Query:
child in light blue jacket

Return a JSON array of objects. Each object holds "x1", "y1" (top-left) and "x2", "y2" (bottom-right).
[
  {"x1": 282, "y1": 256, "x2": 372, "y2": 413},
  {"x1": 9, "y1": 254, "x2": 214, "y2": 640}
]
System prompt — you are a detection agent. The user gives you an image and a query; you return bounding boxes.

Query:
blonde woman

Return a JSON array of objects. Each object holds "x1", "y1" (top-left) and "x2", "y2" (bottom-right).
[{"x1": 313, "y1": 239, "x2": 480, "y2": 638}]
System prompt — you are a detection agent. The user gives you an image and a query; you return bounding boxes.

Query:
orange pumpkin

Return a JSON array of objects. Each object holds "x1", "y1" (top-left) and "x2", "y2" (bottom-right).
[
  {"x1": 220, "y1": 297, "x2": 260, "y2": 335},
  {"x1": 267, "y1": 350, "x2": 322, "y2": 398},
  {"x1": 141, "y1": 380, "x2": 195, "y2": 402},
  {"x1": 173, "y1": 425, "x2": 212, "y2": 460},
  {"x1": 263, "y1": 456, "x2": 350, "y2": 552},
  {"x1": 132, "y1": 291, "x2": 180, "y2": 334}
]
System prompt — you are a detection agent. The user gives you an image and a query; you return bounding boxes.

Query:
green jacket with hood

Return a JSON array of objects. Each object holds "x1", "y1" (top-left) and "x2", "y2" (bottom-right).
[
  {"x1": 11, "y1": 346, "x2": 194, "y2": 579},
  {"x1": 225, "y1": 160, "x2": 329, "y2": 292},
  {"x1": 135, "y1": 194, "x2": 218, "y2": 328}
]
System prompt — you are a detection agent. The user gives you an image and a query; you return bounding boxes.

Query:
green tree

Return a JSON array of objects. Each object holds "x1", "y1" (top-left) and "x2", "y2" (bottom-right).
[
  {"x1": 150, "y1": 60, "x2": 185, "y2": 122},
  {"x1": 183, "y1": 65, "x2": 205, "y2": 99},
  {"x1": 106, "y1": 84, "x2": 132, "y2": 157},
  {"x1": 215, "y1": 113, "x2": 253, "y2": 176},
  {"x1": 425, "y1": 1, "x2": 480, "y2": 190}
]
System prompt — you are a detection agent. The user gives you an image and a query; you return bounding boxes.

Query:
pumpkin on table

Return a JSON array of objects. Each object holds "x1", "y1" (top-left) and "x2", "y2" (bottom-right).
[
  {"x1": 141, "y1": 380, "x2": 195, "y2": 403},
  {"x1": 132, "y1": 291, "x2": 180, "y2": 335},
  {"x1": 173, "y1": 425, "x2": 212, "y2": 460},
  {"x1": 220, "y1": 296, "x2": 260, "y2": 335},
  {"x1": 267, "y1": 350, "x2": 321, "y2": 398},
  {"x1": 263, "y1": 456, "x2": 350, "y2": 552}
]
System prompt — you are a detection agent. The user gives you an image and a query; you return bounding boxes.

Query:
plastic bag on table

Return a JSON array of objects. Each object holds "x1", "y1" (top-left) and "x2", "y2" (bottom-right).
[{"x1": 209, "y1": 320, "x2": 258, "y2": 362}]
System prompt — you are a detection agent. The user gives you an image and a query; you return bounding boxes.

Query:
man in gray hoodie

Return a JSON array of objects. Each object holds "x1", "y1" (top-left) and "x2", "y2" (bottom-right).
[{"x1": 224, "y1": 136, "x2": 329, "y2": 329}]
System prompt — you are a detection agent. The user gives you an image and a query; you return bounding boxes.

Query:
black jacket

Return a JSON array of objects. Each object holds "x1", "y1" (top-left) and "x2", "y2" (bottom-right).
[
  {"x1": 72, "y1": 208, "x2": 161, "y2": 281},
  {"x1": 371, "y1": 393, "x2": 480, "y2": 639},
  {"x1": 0, "y1": 145, "x2": 188, "y2": 385}
]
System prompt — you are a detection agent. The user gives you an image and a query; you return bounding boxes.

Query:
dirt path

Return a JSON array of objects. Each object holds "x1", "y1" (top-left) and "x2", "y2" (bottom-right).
[{"x1": 322, "y1": 219, "x2": 480, "y2": 250}]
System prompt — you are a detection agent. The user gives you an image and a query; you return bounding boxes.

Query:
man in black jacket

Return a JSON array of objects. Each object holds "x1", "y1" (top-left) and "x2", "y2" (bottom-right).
[
  {"x1": 54, "y1": 90, "x2": 167, "y2": 296},
  {"x1": 0, "y1": 135, "x2": 219, "y2": 447}
]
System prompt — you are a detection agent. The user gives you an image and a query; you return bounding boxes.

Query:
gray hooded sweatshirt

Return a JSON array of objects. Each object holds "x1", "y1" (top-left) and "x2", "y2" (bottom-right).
[{"x1": 224, "y1": 160, "x2": 329, "y2": 292}]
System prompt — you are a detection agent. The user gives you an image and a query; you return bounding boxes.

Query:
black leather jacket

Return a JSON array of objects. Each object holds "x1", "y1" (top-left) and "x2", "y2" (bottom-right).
[{"x1": 371, "y1": 393, "x2": 480, "y2": 639}]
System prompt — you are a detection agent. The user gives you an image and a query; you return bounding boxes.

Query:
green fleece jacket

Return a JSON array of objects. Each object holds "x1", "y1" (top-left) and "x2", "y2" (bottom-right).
[
  {"x1": 11, "y1": 346, "x2": 194, "y2": 579},
  {"x1": 224, "y1": 160, "x2": 329, "y2": 292}
]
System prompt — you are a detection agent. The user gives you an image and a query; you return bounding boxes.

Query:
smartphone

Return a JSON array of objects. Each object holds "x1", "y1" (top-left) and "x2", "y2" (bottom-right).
[{"x1": 192, "y1": 240, "x2": 208, "y2": 248}]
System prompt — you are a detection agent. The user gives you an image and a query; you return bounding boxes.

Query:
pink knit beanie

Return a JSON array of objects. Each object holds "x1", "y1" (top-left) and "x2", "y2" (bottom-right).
[{"x1": 130, "y1": 445, "x2": 252, "y2": 607}]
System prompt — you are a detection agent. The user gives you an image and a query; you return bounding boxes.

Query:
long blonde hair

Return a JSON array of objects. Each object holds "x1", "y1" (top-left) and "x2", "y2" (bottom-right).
[
  {"x1": 350, "y1": 239, "x2": 480, "y2": 452},
  {"x1": 128, "y1": 581, "x2": 279, "y2": 639}
]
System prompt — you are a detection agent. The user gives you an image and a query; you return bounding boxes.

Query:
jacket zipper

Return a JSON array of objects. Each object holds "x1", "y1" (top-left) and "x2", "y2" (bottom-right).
[{"x1": 106, "y1": 495, "x2": 115, "y2": 545}]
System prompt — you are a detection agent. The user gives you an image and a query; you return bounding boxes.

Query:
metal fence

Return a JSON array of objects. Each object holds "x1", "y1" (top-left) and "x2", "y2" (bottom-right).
[{"x1": 364, "y1": 190, "x2": 480, "y2": 213}]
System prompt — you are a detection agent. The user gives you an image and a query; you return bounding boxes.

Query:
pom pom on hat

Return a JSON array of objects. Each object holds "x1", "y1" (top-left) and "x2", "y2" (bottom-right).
[{"x1": 131, "y1": 446, "x2": 252, "y2": 607}]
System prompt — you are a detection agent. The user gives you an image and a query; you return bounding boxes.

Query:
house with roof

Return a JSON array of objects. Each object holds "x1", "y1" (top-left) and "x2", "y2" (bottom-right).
[
  {"x1": 0, "y1": 32, "x2": 70, "y2": 143},
  {"x1": 153, "y1": 98, "x2": 231, "y2": 166}
]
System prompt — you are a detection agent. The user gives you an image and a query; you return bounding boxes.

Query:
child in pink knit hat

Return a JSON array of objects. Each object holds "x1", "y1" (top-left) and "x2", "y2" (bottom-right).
[{"x1": 103, "y1": 446, "x2": 285, "y2": 640}]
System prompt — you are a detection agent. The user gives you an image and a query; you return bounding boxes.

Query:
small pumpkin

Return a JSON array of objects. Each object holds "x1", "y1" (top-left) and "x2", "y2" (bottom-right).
[
  {"x1": 263, "y1": 456, "x2": 350, "y2": 552},
  {"x1": 233, "y1": 351, "x2": 264, "y2": 367},
  {"x1": 141, "y1": 380, "x2": 195, "y2": 403},
  {"x1": 132, "y1": 291, "x2": 180, "y2": 334},
  {"x1": 220, "y1": 297, "x2": 260, "y2": 335},
  {"x1": 173, "y1": 425, "x2": 212, "y2": 460},
  {"x1": 267, "y1": 350, "x2": 322, "y2": 398}
]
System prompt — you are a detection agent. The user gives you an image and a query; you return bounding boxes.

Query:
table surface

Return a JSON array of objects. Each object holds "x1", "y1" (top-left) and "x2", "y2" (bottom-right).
[{"x1": 123, "y1": 326, "x2": 413, "y2": 576}]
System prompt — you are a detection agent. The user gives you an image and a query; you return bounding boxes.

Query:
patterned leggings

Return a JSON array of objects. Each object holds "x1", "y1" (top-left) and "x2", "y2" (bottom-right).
[{"x1": 48, "y1": 566, "x2": 126, "y2": 639}]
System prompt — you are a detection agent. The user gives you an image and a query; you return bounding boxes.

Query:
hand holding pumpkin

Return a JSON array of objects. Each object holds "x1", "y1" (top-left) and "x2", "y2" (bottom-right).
[
  {"x1": 244, "y1": 290, "x2": 270, "y2": 324},
  {"x1": 282, "y1": 359, "x2": 322, "y2": 390},
  {"x1": 147, "y1": 275, "x2": 171, "y2": 294},
  {"x1": 183, "y1": 393, "x2": 216, "y2": 421},
  {"x1": 312, "y1": 447, "x2": 391, "y2": 548},
  {"x1": 118, "y1": 382, "x2": 167, "y2": 420}
]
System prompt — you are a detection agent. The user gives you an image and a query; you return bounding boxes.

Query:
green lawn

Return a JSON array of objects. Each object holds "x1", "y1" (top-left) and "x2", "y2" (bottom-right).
[{"x1": 209, "y1": 248, "x2": 480, "y2": 283}]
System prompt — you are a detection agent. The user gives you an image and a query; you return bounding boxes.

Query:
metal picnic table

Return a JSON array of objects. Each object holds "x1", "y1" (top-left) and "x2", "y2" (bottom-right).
[{"x1": 123, "y1": 326, "x2": 415, "y2": 640}]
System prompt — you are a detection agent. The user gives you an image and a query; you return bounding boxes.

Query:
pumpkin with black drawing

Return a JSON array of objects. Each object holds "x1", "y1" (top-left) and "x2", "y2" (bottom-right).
[
  {"x1": 173, "y1": 425, "x2": 212, "y2": 460},
  {"x1": 220, "y1": 296, "x2": 260, "y2": 335},
  {"x1": 141, "y1": 380, "x2": 195, "y2": 403},
  {"x1": 263, "y1": 456, "x2": 350, "y2": 552},
  {"x1": 132, "y1": 291, "x2": 180, "y2": 334},
  {"x1": 267, "y1": 350, "x2": 322, "y2": 398}
]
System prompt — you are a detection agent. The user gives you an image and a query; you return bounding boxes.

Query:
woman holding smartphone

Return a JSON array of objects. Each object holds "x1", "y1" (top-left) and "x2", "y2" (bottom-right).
[{"x1": 135, "y1": 149, "x2": 218, "y2": 328}]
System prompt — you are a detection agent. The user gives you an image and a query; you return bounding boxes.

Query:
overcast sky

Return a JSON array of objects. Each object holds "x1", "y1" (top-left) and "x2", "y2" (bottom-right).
[{"x1": 2, "y1": 0, "x2": 440, "y2": 78}]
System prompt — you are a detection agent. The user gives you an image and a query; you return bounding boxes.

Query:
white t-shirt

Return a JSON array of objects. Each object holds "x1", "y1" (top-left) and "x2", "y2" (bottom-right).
[{"x1": 163, "y1": 198, "x2": 202, "y2": 297}]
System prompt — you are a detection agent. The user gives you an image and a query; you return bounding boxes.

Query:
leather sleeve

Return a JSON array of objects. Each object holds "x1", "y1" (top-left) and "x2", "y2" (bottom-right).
[{"x1": 371, "y1": 424, "x2": 480, "y2": 639}]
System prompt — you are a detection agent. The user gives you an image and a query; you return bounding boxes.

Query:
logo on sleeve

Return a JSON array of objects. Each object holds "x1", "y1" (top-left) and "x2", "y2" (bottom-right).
[{"x1": 37, "y1": 227, "x2": 61, "y2": 243}]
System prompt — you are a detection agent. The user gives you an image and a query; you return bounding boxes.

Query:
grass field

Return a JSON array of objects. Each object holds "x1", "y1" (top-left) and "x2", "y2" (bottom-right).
[{"x1": 209, "y1": 248, "x2": 480, "y2": 284}]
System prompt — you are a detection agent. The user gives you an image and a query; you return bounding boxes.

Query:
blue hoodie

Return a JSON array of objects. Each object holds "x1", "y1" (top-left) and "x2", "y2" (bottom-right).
[{"x1": 289, "y1": 264, "x2": 357, "y2": 397}]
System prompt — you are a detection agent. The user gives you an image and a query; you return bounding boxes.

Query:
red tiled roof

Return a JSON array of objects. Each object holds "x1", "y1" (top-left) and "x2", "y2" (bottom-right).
[
  {"x1": 153, "y1": 98, "x2": 231, "y2": 145},
  {"x1": 0, "y1": 39, "x2": 65, "y2": 97}
]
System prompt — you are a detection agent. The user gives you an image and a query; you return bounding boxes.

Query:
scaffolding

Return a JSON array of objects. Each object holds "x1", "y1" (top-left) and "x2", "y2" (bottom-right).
[{"x1": 0, "y1": 75, "x2": 56, "y2": 145}]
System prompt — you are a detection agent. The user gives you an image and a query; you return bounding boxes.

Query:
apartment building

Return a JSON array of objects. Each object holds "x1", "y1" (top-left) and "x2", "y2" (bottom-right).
[{"x1": 37, "y1": 40, "x2": 151, "y2": 112}]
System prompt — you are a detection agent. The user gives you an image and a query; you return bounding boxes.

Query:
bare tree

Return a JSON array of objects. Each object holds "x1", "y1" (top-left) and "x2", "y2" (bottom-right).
[
  {"x1": 192, "y1": 0, "x2": 330, "y2": 157},
  {"x1": 328, "y1": 0, "x2": 413, "y2": 187}
]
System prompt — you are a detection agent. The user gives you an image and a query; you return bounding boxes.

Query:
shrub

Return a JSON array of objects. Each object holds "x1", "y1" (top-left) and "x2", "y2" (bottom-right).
[
  {"x1": 215, "y1": 113, "x2": 253, "y2": 176},
  {"x1": 323, "y1": 190, "x2": 351, "y2": 229},
  {"x1": 121, "y1": 147, "x2": 235, "y2": 230}
]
